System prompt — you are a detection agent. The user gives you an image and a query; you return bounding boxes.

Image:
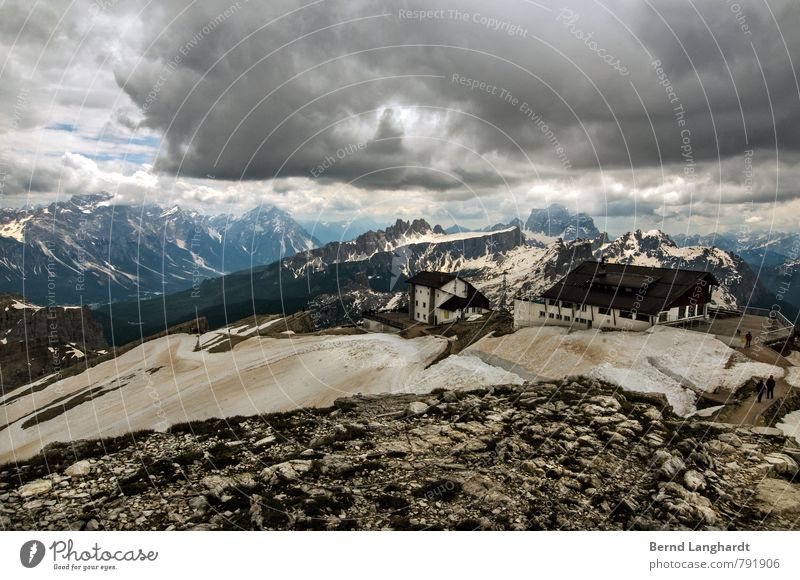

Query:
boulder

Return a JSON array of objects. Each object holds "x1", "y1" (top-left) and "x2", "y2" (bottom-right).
[
  {"x1": 683, "y1": 470, "x2": 706, "y2": 492},
  {"x1": 763, "y1": 453, "x2": 799, "y2": 478},
  {"x1": 200, "y1": 475, "x2": 234, "y2": 499},
  {"x1": 406, "y1": 402, "x2": 429, "y2": 417},
  {"x1": 657, "y1": 455, "x2": 686, "y2": 481},
  {"x1": 717, "y1": 432, "x2": 742, "y2": 447},
  {"x1": 254, "y1": 435, "x2": 277, "y2": 447},
  {"x1": 19, "y1": 479, "x2": 53, "y2": 497},
  {"x1": 261, "y1": 460, "x2": 313, "y2": 485},
  {"x1": 65, "y1": 460, "x2": 92, "y2": 477}
]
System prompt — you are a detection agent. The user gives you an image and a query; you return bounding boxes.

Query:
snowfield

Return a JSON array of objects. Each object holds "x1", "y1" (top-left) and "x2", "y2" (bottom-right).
[
  {"x1": 785, "y1": 351, "x2": 800, "y2": 367},
  {"x1": 784, "y1": 366, "x2": 800, "y2": 388},
  {"x1": 0, "y1": 330, "x2": 524, "y2": 464},
  {"x1": 777, "y1": 410, "x2": 800, "y2": 445},
  {"x1": 466, "y1": 325, "x2": 783, "y2": 416}
]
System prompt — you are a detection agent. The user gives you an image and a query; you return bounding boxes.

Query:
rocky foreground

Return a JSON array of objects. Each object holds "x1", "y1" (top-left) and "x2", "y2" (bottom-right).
[{"x1": 1, "y1": 379, "x2": 799, "y2": 531}]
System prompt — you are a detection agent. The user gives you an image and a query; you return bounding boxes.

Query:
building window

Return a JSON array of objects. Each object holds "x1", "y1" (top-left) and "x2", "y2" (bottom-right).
[
  {"x1": 415, "y1": 300, "x2": 418, "y2": 306},
  {"x1": 636, "y1": 313, "x2": 650, "y2": 322},
  {"x1": 539, "y1": 311, "x2": 545, "y2": 318},
  {"x1": 619, "y1": 310, "x2": 633, "y2": 319},
  {"x1": 564, "y1": 316, "x2": 570, "y2": 322},
  {"x1": 678, "y1": 306, "x2": 686, "y2": 318},
  {"x1": 598, "y1": 307, "x2": 611, "y2": 315},
  {"x1": 422, "y1": 302, "x2": 426, "y2": 308},
  {"x1": 581, "y1": 304, "x2": 587, "y2": 312},
  {"x1": 548, "y1": 313, "x2": 555, "y2": 318},
  {"x1": 658, "y1": 312, "x2": 668, "y2": 323}
]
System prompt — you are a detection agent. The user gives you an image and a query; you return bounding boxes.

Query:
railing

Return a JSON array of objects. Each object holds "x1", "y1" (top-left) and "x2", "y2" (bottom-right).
[
  {"x1": 746, "y1": 307, "x2": 795, "y2": 341},
  {"x1": 742, "y1": 306, "x2": 794, "y2": 329},
  {"x1": 707, "y1": 305, "x2": 795, "y2": 341},
  {"x1": 657, "y1": 315, "x2": 708, "y2": 328},
  {"x1": 362, "y1": 310, "x2": 409, "y2": 330}
]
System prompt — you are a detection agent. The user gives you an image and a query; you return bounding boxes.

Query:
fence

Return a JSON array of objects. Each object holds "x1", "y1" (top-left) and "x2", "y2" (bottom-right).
[
  {"x1": 708, "y1": 305, "x2": 796, "y2": 341},
  {"x1": 362, "y1": 310, "x2": 409, "y2": 330}
]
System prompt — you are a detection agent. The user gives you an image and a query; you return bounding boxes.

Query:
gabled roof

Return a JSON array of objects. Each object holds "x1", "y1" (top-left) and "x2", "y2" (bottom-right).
[
  {"x1": 540, "y1": 260, "x2": 719, "y2": 315},
  {"x1": 406, "y1": 271, "x2": 456, "y2": 288},
  {"x1": 439, "y1": 285, "x2": 491, "y2": 311}
]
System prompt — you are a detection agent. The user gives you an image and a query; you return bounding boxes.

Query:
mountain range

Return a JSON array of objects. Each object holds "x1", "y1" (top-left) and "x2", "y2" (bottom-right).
[
  {"x1": 444, "y1": 205, "x2": 602, "y2": 242},
  {"x1": 0, "y1": 194, "x2": 318, "y2": 305},
  {"x1": 94, "y1": 214, "x2": 773, "y2": 345},
  {"x1": 0, "y1": 196, "x2": 793, "y2": 344}
]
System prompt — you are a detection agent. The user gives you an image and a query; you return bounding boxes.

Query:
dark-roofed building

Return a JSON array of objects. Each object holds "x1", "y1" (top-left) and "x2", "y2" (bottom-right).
[
  {"x1": 514, "y1": 259, "x2": 718, "y2": 331},
  {"x1": 407, "y1": 271, "x2": 491, "y2": 325}
]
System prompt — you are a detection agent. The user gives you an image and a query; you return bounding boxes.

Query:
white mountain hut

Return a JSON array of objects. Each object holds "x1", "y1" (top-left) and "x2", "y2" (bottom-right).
[{"x1": 407, "y1": 271, "x2": 491, "y2": 325}]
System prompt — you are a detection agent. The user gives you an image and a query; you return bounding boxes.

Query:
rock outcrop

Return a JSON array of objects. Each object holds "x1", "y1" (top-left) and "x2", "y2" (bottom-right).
[
  {"x1": 525, "y1": 204, "x2": 600, "y2": 241},
  {"x1": 0, "y1": 294, "x2": 107, "y2": 392},
  {"x1": 1, "y1": 378, "x2": 798, "y2": 531}
]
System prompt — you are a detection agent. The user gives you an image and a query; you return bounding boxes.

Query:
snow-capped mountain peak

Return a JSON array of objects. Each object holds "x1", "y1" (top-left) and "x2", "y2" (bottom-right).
[
  {"x1": 525, "y1": 203, "x2": 600, "y2": 241},
  {"x1": 0, "y1": 194, "x2": 319, "y2": 304}
]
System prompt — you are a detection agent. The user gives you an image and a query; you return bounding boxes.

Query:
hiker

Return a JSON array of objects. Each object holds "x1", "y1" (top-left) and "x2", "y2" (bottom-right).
[
  {"x1": 745, "y1": 331, "x2": 753, "y2": 348},
  {"x1": 766, "y1": 375, "x2": 776, "y2": 399},
  {"x1": 756, "y1": 379, "x2": 766, "y2": 403}
]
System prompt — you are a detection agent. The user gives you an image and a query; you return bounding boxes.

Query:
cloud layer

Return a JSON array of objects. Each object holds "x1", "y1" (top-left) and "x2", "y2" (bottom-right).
[{"x1": 1, "y1": 0, "x2": 799, "y2": 233}]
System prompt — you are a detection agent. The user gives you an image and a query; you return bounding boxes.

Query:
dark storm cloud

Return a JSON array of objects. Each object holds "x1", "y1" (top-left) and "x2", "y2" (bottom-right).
[
  {"x1": 111, "y1": 0, "x2": 799, "y2": 198},
  {"x1": 1, "y1": 0, "x2": 797, "y2": 218}
]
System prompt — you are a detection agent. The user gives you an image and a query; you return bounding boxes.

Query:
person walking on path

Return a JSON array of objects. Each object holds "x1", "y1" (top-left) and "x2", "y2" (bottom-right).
[
  {"x1": 745, "y1": 331, "x2": 753, "y2": 348},
  {"x1": 756, "y1": 379, "x2": 766, "y2": 403},
  {"x1": 766, "y1": 375, "x2": 776, "y2": 399}
]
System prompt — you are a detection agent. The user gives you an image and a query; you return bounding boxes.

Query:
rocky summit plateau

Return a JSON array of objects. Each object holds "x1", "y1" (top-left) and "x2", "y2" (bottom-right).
[{"x1": 2, "y1": 379, "x2": 798, "y2": 531}]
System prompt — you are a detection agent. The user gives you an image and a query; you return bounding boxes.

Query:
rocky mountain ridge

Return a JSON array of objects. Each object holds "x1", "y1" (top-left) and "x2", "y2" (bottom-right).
[
  {"x1": 0, "y1": 194, "x2": 318, "y2": 305},
  {"x1": 524, "y1": 203, "x2": 601, "y2": 241},
  {"x1": 284, "y1": 218, "x2": 449, "y2": 278},
  {"x1": 2, "y1": 378, "x2": 798, "y2": 531}
]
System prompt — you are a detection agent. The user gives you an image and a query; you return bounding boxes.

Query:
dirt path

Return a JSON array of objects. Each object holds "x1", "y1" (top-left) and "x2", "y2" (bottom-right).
[{"x1": 717, "y1": 343, "x2": 792, "y2": 426}]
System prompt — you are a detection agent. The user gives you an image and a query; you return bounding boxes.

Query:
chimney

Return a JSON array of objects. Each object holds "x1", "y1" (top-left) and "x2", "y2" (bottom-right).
[{"x1": 598, "y1": 255, "x2": 607, "y2": 277}]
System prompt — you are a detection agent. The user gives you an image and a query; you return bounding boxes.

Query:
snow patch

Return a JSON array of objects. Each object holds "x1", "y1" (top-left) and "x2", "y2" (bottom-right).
[
  {"x1": 0, "y1": 215, "x2": 31, "y2": 242},
  {"x1": 467, "y1": 325, "x2": 783, "y2": 416},
  {"x1": 783, "y1": 367, "x2": 800, "y2": 389},
  {"x1": 777, "y1": 410, "x2": 800, "y2": 446},
  {"x1": 0, "y1": 331, "x2": 519, "y2": 462}
]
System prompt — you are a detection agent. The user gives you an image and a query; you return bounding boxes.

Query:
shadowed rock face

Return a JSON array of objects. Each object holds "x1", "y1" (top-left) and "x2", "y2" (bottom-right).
[
  {"x1": 2, "y1": 378, "x2": 797, "y2": 531},
  {"x1": 284, "y1": 218, "x2": 446, "y2": 276},
  {"x1": 0, "y1": 294, "x2": 107, "y2": 392},
  {"x1": 525, "y1": 204, "x2": 600, "y2": 241}
]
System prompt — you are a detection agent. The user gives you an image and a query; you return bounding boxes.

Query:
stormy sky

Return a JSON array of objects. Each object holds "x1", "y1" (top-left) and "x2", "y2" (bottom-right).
[{"x1": 1, "y1": 0, "x2": 799, "y2": 234}]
